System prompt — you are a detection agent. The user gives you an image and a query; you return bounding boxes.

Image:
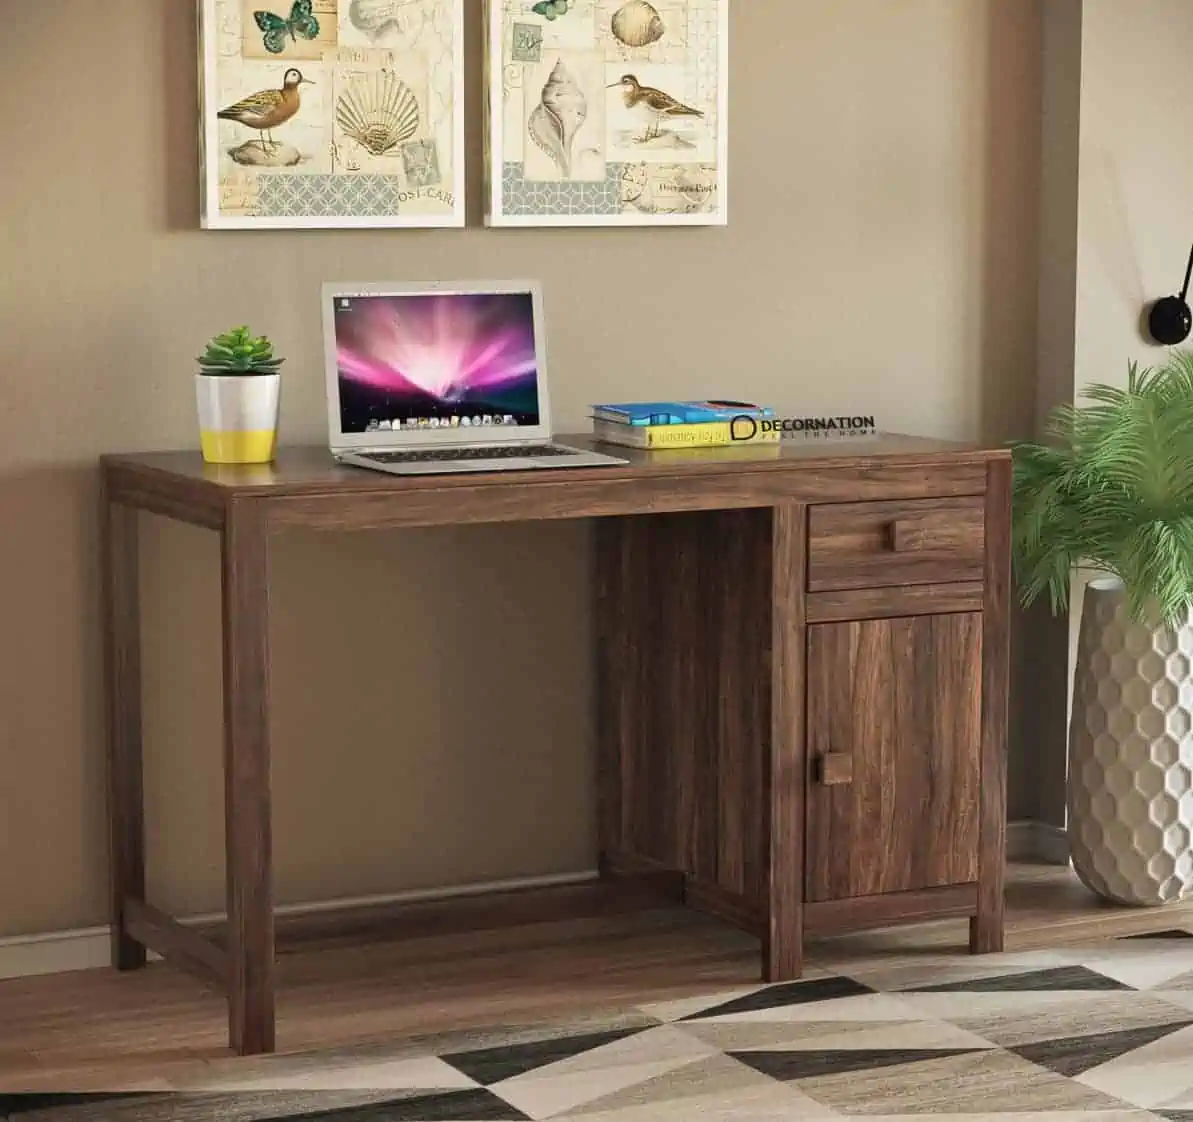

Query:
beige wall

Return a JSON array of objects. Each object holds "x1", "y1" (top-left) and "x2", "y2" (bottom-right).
[
  {"x1": 1075, "y1": 0, "x2": 1193, "y2": 394},
  {"x1": 0, "y1": 0, "x2": 1043, "y2": 937},
  {"x1": 1026, "y1": 0, "x2": 1193, "y2": 827}
]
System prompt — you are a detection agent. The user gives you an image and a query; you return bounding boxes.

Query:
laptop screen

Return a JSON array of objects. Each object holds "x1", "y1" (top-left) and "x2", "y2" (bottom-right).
[{"x1": 331, "y1": 291, "x2": 542, "y2": 435}]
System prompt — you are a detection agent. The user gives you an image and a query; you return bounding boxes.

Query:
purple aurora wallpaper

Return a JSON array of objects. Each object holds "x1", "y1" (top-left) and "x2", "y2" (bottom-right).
[{"x1": 333, "y1": 292, "x2": 542, "y2": 433}]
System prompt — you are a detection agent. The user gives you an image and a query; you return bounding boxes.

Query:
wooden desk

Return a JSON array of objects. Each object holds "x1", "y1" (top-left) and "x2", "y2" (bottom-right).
[{"x1": 100, "y1": 435, "x2": 1011, "y2": 1056}]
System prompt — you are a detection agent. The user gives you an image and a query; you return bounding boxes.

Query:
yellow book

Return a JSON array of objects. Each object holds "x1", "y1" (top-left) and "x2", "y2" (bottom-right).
[{"x1": 592, "y1": 418, "x2": 780, "y2": 450}]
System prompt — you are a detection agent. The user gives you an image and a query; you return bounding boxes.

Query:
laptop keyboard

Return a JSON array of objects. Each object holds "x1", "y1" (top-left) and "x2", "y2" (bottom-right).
[{"x1": 360, "y1": 445, "x2": 577, "y2": 464}]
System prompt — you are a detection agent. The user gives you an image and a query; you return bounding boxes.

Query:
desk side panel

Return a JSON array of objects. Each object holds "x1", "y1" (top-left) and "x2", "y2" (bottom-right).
[{"x1": 595, "y1": 510, "x2": 772, "y2": 917}]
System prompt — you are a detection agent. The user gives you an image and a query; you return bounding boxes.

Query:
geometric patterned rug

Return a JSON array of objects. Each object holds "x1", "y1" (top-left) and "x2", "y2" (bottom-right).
[{"x1": 4, "y1": 928, "x2": 1193, "y2": 1121}]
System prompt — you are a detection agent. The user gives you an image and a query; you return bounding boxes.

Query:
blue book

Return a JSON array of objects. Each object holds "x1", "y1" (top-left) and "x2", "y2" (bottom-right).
[{"x1": 592, "y1": 400, "x2": 775, "y2": 427}]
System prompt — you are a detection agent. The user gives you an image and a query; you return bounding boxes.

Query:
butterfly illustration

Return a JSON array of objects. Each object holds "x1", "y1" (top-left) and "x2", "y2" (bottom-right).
[
  {"x1": 532, "y1": 0, "x2": 570, "y2": 19},
  {"x1": 254, "y1": 0, "x2": 320, "y2": 53}
]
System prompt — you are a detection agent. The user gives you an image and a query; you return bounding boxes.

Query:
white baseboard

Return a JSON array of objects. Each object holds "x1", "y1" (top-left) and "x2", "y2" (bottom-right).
[
  {"x1": 0, "y1": 924, "x2": 117, "y2": 980},
  {"x1": 1008, "y1": 819, "x2": 1070, "y2": 865},
  {"x1": 1033, "y1": 822, "x2": 1071, "y2": 865},
  {"x1": 0, "y1": 870, "x2": 598, "y2": 982}
]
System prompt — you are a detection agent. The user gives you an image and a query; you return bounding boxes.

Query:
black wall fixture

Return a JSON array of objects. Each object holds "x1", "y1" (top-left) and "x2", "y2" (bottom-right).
[{"x1": 1147, "y1": 243, "x2": 1193, "y2": 345}]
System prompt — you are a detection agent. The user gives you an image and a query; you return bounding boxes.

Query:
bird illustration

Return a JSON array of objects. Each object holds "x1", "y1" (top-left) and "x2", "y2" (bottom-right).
[
  {"x1": 217, "y1": 67, "x2": 313, "y2": 155},
  {"x1": 607, "y1": 74, "x2": 702, "y2": 142}
]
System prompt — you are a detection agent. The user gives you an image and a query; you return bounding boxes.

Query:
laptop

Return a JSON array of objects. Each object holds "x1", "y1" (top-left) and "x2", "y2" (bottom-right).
[{"x1": 322, "y1": 280, "x2": 628, "y2": 475}]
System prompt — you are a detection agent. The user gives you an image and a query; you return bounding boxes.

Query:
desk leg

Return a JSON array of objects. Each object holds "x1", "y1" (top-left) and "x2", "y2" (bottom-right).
[
  {"x1": 221, "y1": 502, "x2": 275, "y2": 1055},
  {"x1": 103, "y1": 496, "x2": 147, "y2": 971},
  {"x1": 766, "y1": 504, "x2": 807, "y2": 982},
  {"x1": 972, "y1": 458, "x2": 1010, "y2": 955}
]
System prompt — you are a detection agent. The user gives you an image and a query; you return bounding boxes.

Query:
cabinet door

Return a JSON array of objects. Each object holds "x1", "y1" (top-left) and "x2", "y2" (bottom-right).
[{"x1": 805, "y1": 613, "x2": 982, "y2": 902}]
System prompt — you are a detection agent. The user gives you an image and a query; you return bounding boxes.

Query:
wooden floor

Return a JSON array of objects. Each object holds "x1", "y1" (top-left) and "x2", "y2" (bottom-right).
[{"x1": 3, "y1": 862, "x2": 1192, "y2": 1092}]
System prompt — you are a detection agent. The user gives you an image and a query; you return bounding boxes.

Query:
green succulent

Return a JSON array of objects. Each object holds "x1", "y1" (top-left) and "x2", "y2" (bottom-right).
[
  {"x1": 197, "y1": 326, "x2": 284, "y2": 377},
  {"x1": 1012, "y1": 349, "x2": 1193, "y2": 626}
]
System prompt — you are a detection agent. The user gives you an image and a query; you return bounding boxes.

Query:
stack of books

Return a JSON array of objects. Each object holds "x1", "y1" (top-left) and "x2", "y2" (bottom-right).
[{"x1": 591, "y1": 400, "x2": 778, "y2": 450}]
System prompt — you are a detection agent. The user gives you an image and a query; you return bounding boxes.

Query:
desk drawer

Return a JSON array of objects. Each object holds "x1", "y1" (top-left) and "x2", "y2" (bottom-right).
[{"x1": 808, "y1": 497, "x2": 985, "y2": 592}]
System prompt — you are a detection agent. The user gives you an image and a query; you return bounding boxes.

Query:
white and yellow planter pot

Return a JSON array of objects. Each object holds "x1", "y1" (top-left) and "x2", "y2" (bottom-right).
[{"x1": 195, "y1": 374, "x2": 280, "y2": 465}]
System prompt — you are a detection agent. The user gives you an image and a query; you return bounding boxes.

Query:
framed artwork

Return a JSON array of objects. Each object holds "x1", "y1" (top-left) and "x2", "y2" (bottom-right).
[
  {"x1": 484, "y1": 0, "x2": 729, "y2": 227},
  {"x1": 198, "y1": 0, "x2": 466, "y2": 229}
]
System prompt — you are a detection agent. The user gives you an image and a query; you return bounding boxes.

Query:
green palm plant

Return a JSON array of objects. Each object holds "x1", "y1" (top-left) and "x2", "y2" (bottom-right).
[
  {"x1": 197, "y1": 326, "x2": 284, "y2": 377},
  {"x1": 1012, "y1": 349, "x2": 1193, "y2": 627}
]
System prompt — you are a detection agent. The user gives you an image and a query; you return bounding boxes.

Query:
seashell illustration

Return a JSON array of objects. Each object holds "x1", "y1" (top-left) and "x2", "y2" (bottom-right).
[
  {"x1": 528, "y1": 58, "x2": 588, "y2": 178},
  {"x1": 348, "y1": 0, "x2": 407, "y2": 40},
  {"x1": 611, "y1": 0, "x2": 665, "y2": 48},
  {"x1": 336, "y1": 71, "x2": 420, "y2": 157}
]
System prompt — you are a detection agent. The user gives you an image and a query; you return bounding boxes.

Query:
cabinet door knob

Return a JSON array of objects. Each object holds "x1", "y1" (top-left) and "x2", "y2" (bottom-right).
[{"x1": 817, "y1": 752, "x2": 853, "y2": 786}]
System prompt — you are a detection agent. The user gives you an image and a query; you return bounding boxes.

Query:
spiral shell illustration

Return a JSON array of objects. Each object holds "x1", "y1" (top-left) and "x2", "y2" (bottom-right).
[
  {"x1": 336, "y1": 71, "x2": 420, "y2": 157},
  {"x1": 611, "y1": 0, "x2": 665, "y2": 48},
  {"x1": 348, "y1": 0, "x2": 406, "y2": 40},
  {"x1": 528, "y1": 59, "x2": 588, "y2": 178}
]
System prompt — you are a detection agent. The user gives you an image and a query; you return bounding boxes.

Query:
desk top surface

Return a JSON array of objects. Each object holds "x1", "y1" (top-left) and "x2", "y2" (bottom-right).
[{"x1": 103, "y1": 433, "x2": 1009, "y2": 497}]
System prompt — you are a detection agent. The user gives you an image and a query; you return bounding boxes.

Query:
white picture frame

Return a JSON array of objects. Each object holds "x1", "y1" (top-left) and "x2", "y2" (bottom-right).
[
  {"x1": 484, "y1": 0, "x2": 729, "y2": 228},
  {"x1": 198, "y1": 0, "x2": 466, "y2": 229}
]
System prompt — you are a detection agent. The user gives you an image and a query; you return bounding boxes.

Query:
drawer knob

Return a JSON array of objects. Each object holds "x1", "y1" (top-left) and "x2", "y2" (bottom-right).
[
  {"x1": 817, "y1": 752, "x2": 853, "y2": 786},
  {"x1": 886, "y1": 519, "x2": 925, "y2": 552}
]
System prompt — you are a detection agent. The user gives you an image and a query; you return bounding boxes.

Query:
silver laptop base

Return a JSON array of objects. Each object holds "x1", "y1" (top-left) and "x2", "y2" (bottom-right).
[{"x1": 337, "y1": 444, "x2": 626, "y2": 476}]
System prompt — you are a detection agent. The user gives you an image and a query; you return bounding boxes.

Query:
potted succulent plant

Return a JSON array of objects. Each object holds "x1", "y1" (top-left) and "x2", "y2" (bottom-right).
[
  {"x1": 196, "y1": 326, "x2": 284, "y2": 464},
  {"x1": 1013, "y1": 350, "x2": 1193, "y2": 906}
]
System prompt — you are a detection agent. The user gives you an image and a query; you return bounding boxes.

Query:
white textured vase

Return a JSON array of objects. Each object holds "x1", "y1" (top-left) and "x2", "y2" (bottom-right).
[{"x1": 1068, "y1": 577, "x2": 1193, "y2": 905}]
